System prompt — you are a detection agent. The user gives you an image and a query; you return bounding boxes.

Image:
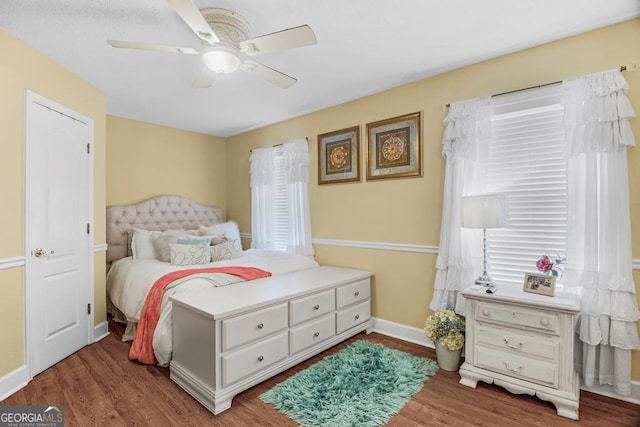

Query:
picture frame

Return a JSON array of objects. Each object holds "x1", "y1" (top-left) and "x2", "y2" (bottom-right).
[
  {"x1": 366, "y1": 112, "x2": 422, "y2": 180},
  {"x1": 523, "y1": 272, "x2": 555, "y2": 296},
  {"x1": 317, "y1": 125, "x2": 360, "y2": 185}
]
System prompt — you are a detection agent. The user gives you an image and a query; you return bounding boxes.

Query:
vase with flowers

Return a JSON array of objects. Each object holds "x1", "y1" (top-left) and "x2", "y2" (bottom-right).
[
  {"x1": 536, "y1": 254, "x2": 565, "y2": 279},
  {"x1": 424, "y1": 309, "x2": 465, "y2": 371}
]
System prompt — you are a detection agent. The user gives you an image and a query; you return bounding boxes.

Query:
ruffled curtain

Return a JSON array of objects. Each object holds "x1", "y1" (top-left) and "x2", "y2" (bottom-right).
[
  {"x1": 249, "y1": 138, "x2": 314, "y2": 256},
  {"x1": 562, "y1": 68, "x2": 640, "y2": 395},
  {"x1": 430, "y1": 97, "x2": 493, "y2": 315}
]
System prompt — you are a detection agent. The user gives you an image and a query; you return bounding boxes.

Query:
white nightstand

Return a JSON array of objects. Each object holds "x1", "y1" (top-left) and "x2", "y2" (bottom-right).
[{"x1": 459, "y1": 285, "x2": 581, "y2": 420}]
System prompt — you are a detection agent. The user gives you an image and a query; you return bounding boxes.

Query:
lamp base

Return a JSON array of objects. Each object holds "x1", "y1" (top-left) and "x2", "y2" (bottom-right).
[{"x1": 474, "y1": 273, "x2": 494, "y2": 287}]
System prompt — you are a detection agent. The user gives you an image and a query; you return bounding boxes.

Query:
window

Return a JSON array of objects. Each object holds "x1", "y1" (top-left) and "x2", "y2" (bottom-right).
[
  {"x1": 485, "y1": 85, "x2": 567, "y2": 286},
  {"x1": 271, "y1": 150, "x2": 289, "y2": 251}
]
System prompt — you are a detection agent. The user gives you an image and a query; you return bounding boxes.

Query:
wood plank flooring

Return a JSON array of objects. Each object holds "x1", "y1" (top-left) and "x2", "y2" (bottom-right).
[{"x1": 3, "y1": 318, "x2": 639, "y2": 426}]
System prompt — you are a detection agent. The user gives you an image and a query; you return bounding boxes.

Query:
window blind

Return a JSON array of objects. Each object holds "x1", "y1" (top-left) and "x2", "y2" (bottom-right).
[
  {"x1": 272, "y1": 151, "x2": 289, "y2": 251},
  {"x1": 485, "y1": 86, "x2": 567, "y2": 286}
]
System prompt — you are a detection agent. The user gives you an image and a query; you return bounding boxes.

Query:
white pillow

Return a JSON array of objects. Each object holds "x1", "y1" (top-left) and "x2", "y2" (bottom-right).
[
  {"x1": 210, "y1": 238, "x2": 243, "y2": 262},
  {"x1": 197, "y1": 221, "x2": 241, "y2": 242},
  {"x1": 170, "y1": 243, "x2": 211, "y2": 266},
  {"x1": 131, "y1": 229, "x2": 162, "y2": 260},
  {"x1": 152, "y1": 229, "x2": 189, "y2": 262}
]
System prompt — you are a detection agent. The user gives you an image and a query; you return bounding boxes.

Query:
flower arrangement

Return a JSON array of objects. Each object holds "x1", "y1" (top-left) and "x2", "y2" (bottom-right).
[
  {"x1": 424, "y1": 309, "x2": 465, "y2": 351},
  {"x1": 536, "y1": 254, "x2": 565, "y2": 278}
]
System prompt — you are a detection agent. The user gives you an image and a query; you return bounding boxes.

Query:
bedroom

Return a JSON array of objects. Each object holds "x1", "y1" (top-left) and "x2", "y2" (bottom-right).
[{"x1": 1, "y1": 0, "x2": 639, "y2": 425}]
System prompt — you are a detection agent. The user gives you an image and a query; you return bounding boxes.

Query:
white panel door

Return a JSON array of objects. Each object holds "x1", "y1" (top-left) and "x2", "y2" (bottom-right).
[{"x1": 26, "y1": 94, "x2": 91, "y2": 376}]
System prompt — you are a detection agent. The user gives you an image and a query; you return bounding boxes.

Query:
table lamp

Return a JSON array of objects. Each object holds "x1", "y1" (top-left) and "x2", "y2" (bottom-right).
[{"x1": 461, "y1": 193, "x2": 509, "y2": 287}]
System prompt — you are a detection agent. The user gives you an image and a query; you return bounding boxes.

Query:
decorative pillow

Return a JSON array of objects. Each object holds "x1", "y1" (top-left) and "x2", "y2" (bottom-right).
[
  {"x1": 210, "y1": 238, "x2": 243, "y2": 262},
  {"x1": 131, "y1": 229, "x2": 163, "y2": 260},
  {"x1": 170, "y1": 243, "x2": 211, "y2": 266},
  {"x1": 197, "y1": 221, "x2": 241, "y2": 243},
  {"x1": 177, "y1": 237, "x2": 212, "y2": 245},
  {"x1": 152, "y1": 229, "x2": 189, "y2": 262}
]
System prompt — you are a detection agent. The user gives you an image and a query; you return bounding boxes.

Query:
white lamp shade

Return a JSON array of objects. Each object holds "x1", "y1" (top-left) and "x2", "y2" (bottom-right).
[{"x1": 461, "y1": 194, "x2": 509, "y2": 229}]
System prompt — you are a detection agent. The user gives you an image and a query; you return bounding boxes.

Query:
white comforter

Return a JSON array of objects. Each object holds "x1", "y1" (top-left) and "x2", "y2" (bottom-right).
[{"x1": 106, "y1": 250, "x2": 319, "y2": 365}]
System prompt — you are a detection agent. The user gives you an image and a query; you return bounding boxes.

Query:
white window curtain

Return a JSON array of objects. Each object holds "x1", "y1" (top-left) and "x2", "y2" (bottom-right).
[
  {"x1": 250, "y1": 138, "x2": 314, "y2": 257},
  {"x1": 561, "y1": 68, "x2": 640, "y2": 395},
  {"x1": 430, "y1": 97, "x2": 493, "y2": 315}
]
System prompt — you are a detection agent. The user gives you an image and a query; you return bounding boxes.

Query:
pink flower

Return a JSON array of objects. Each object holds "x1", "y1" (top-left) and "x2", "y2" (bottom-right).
[{"x1": 536, "y1": 255, "x2": 553, "y2": 272}]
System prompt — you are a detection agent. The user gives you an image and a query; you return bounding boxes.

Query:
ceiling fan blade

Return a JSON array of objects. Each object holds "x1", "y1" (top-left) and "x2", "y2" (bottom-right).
[
  {"x1": 240, "y1": 25, "x2": 317, "y2": 56},
  {"x1": 240, "y1": 60, "x2": 297, "y2": 88},
  {"x1": 107, "y1": 40, "x2": 199, "y2": 54},
  {"x1": 165, "y1": 0, "x2": 219, "y2": 44},
  {"x1": 192, "y1": 67, "x2": 216, "y2": 88}
]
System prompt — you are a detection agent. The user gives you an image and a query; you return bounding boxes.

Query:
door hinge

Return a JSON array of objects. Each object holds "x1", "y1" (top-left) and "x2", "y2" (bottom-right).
[
  {"x1": 87, "y1": 143, "x2": 90, "y2": 154},
  {"x1": 86, "y1": 223, "x2": 90, "y2": 234},
  {"x1": 87, "y1": 303, "x2": 91, "y2": 315}
]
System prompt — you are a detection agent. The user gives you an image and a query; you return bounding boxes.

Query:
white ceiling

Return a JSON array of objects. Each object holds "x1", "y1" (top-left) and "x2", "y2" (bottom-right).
[{"x1": 1, "y1": 0, "x2": 638, "y2": 137}]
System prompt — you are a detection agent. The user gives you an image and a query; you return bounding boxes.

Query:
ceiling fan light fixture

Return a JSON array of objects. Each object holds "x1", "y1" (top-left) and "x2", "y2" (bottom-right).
[{"x1": 202, "y1": 49, "x2": 240, "y2": 74}]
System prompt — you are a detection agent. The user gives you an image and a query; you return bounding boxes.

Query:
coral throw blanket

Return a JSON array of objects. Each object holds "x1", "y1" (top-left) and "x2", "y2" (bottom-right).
[{"x1": 129, "y1": 266, "x2": 272, "y2": 364}]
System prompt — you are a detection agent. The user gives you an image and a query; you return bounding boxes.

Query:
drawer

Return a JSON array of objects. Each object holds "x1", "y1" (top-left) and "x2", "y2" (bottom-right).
[
  {"x1": 336, "y1": 300, "x2": 370, "y2": 334},
  {"x1": 336, "y1": 279, "x2": 370, "y2": 309},
  {"x1": 222, "y1": 303, "x2": 288, "y2": 352},
  {"x1": 290, "y1": 289, "x2": 335, "y2": 326},
  {"x1": 290, "y1": 314, "x2": 336, "y2": 355},
  {"x1": 476, "y1": 346, "x2": 558, "y2": 388},
  {"x1": 477, "y1": 326, "x2": 559, "y2": 361},
  {"x1": 222, "y1": 332, "x2": 288, "y2": 387},
  {"x1": 476, "y1": 302, "x2": 559, "y2": 335}
]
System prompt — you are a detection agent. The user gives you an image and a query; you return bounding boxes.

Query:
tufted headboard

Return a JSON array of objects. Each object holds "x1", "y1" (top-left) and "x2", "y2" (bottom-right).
[{"x1": 106, "y1": 195, "x2": 224, "y2": 264}]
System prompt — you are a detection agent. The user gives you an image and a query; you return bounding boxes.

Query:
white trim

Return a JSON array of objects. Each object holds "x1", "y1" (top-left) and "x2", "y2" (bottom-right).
[
  {"x1": 0, "y1": 257, "x2": 25, "y2": 270},
  {"x1": 633, "y1": 259, "x2": 640, "y2": 270},
  {"x1": 313, "y1": 238, "x2": 439, "y2": 254},
  {"x1": 93, "y1": 243, "x2": 108, "y2": 253},
  {"x1": 373, "y1": 316, "x2": 640, "y2": 405},
  {"x1": 580, "y1": 381, "x2": 640, "y2": 405},
  {"x1": 94, "y1": 321, "x2": 109, "y2": 342},
  {"x1": 372, "y1": 317, "x2": 432, "y2": 348},
  {"x1": 0, "y1": 365, "x2": 29, "y2": 401},
  {"x1": 239, "y1": 232, "x2": 251, "y2": 240}
]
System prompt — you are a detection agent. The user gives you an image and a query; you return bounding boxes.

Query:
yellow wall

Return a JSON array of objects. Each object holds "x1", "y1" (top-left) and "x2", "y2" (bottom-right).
[
  {"x1": 0, "y1": 28, "x2": 107, "y2": 376},
  {"x1": 226, "y1": 19, "x2": 640, "y2": 379},
  {"x1": 106, "y1": 116, "x2": 227, "y2": 210}
]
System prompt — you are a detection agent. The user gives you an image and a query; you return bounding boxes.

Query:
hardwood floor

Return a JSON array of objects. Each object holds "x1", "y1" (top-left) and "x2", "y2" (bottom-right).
[{"x1": 3, "y1": 318, "x2": 639, "y2": 426}]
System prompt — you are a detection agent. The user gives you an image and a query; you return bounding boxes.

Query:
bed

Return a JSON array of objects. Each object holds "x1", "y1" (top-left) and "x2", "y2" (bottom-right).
[{"x1": 106, "y1": 195, "x2": 319, "y2": 366}]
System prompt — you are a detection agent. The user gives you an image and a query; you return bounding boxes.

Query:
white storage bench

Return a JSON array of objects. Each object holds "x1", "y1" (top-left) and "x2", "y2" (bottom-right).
[{"x1": 169, "y1": 266, "x2": 373, "y2": 414}]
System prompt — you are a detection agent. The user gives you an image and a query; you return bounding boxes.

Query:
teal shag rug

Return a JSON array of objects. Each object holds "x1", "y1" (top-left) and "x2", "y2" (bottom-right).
[{"x1": 260, "y1": 340, "x2": 439, "y2": 426}]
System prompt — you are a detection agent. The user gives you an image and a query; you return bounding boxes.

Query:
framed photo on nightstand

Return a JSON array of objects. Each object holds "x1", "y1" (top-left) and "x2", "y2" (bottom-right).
[{"x1": 523, "y1": 272, "x2": 555, "y2": 296}]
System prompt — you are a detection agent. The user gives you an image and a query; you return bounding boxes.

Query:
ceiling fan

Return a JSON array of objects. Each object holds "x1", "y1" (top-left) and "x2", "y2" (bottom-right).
[{"x1": 107, "y1": 0, "x2": 317, "y2": 88}]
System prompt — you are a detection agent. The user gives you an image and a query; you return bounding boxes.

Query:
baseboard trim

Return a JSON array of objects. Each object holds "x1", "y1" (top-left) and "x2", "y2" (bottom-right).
[
  {"x1": 94, "y1": 321, "x2": 109, "y2": 342},
  {"x1": 0, "y1": 365, "x2": 29, "y2": 401},
  {"x1": 371, "y1": 316, "x2": 640, "y2": 405}
]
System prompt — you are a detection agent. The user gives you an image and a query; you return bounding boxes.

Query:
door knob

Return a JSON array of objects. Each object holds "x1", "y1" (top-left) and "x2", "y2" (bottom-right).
[{"x1": 33, "y1": 248, "x2": 54, "y2": 257}]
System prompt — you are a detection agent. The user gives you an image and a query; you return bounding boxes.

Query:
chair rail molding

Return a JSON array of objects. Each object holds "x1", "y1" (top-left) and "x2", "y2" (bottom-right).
[{"x1": 0, "y1": 257, "x2": 25, "y2": 270}]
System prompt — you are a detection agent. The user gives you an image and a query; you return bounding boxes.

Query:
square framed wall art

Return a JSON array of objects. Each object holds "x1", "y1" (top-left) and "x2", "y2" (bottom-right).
[
  {"x1": 366, "y1": 112, "x2": 422, "y2": 180},
  {"x1": 317, "y1": 125, "x2": 360, "y2": 185}
]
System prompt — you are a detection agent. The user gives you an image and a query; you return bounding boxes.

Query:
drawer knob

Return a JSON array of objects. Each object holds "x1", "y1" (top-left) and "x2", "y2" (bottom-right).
[
  {"x1": 257, "y1": 355, "x2": 264, "y2": 362},
  {"x1": 313, "y1": 304, "x2": 320, "y2": 310},
  {"x1": 504, "y1": 339, "x2": 523, "y2": 350},
  {"x1": 504, "y1": 362, "x2": 523, "y2": 373},
  {"x1": 540, "y1": 318, "x2": 549, "y2": 326},
  {"x1": 354, "y1": 314, "x2": 360, "y2": 320},
  {"x1": 257, "y1": 323, "x2": 264, "y2": 329},
  {"x1": 354, "y1": 291, "x2": 360, "y2": 297},
  {"x1": 481, "y1": 309, "x2": 490, "y2": 317},
  {"x1": 313, "y1": 332, "x2": 320, "y2": 338}
]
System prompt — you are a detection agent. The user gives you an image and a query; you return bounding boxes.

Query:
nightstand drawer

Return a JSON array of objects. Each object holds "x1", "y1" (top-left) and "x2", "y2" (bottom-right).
[
  {"x1": 476, "y1": 302, "x2": 559, "y2": 335},
  {"x1": 477, "y1": 326, "x2": 559, "y2": 361},
  {"x1": 476, "y1": 346, "x2": 558, "y2": 388}
]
